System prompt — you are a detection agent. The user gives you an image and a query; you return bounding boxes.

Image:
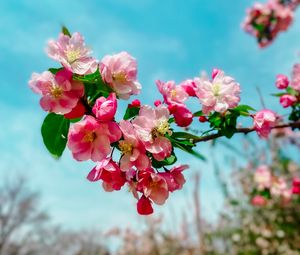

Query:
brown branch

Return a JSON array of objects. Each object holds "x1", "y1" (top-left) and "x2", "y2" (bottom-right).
[{"x1": 193, "y1": 121, "x2": 300, "y2": 143}]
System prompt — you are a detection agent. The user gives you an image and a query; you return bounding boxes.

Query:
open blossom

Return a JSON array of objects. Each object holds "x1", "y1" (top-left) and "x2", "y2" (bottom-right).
[
  {"x1": 100, "y1": 51, "x2": 141, "y2": 99},
  {"x1": 196, "y1": 70, "x2": 241, "y2": 114},
  {"x1": 291, "y1": 63, "x2": 300, "y2": 91},
  {"x1": 137, "y1": 169, "x2": 169, "y2": 205},
  {"x1": 253, "y1": 109, "x2": 277, "y2": 139},
  {"x1": 276, "y1": 74, "x2": 289, "y2": 89},
  {"x1": 92, "y1": 93, "x2": 117, "y2": 122},
  {"x1": 118, "y1": 120, "x2": 151, "y2": 171},
  {"x1": 254, "y1": 165, "x2": 272, "y2": 190},
  {"x1": 29, "y1": 69, "x2": 84, "y2": 114},
  {"x1": 156, "y1": 80, "x2": 188, "y2": 105},
  {"x1": 87, "y1": 158, "x2": 125, "y2": 191},
  {"x1": 67, "y1": 116, "x2": 122, "y2": 162},
  {"x1": 47, "y1": 32, "x2": 97, "y2": 75},
  {"x1": 279, "y1": 94, "x2": 297, "y2": 108},
  {"x1": 159, "y1": 165, "x2": 188, "y2": 192},
  {"x1": 133, "y1": 105, "x2": 172, "y2": 161}
]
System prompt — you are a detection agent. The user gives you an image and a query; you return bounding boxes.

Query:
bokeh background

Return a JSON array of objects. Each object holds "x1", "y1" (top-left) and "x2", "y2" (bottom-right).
[{"x1": 1, "y1": 0, "x2": 300, "y2": 235}]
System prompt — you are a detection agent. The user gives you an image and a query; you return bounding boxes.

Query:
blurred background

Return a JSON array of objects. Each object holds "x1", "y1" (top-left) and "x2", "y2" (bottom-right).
[{"x1": 0, "y1": 0, "x2": 300, "y2": 254}]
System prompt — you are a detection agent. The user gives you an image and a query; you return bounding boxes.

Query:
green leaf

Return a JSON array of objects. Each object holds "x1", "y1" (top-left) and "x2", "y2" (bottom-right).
[
  {"x1": 193, "y1": 110, "x2": 203, "y2": 117},
  {"x1": 151, "y1": 154, "x2": 177, "y2": 168},
  {"x1": 41, "y1": 113, "x2": 70, "y2": 158},
  {"x1": 172, "y1": 141, "x2": 205, "y2": 161},
  {"x1": 62, "y1": 26, "x2": 71, "y2": 37},
  {"x1": 286, "y1": 87, "x2": 298, "y2": 96},
  {"x1": 272, "y1": 92, "x2": 286, "y2": 97},
  {"x1": 171, "y1": 132, "x2": 200, "y2": 140},
  {"x1": 48, "y1": 67, "x2": 63, "y2": 74},
  {"x1": 123, "y1": 107, "x2": 140, "y2": 120}
]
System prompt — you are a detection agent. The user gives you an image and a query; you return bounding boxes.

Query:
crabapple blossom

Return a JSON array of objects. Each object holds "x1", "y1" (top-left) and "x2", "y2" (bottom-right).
[
  {"x1": 279, "y1": 94, "x2": 297, "y2": 108},
  {"x1": 64, "y1": 101, "x2": 86, "y2": 119},
  {"x1": 137, "y1": 169, "x2": 169, "y2": 205},
  {"x1": 29, "y1": 69, "x2": 84, "y2": 114},
  {"x1": 47, "y1": 32, "x2": 97, "y2": 75},
  {"x1": 251, "y1": 195, "x2": 267, "y2": 206},
  {"x1": 156, "y1": 80, "x2": 188, "y2": 105},
  {"x1": 158, "y1": 165, "x2": 188, "y2": 192},
  {"x1": 100, "y1": 51, "x2": 141, "y2": 99},
  {"x1": 275, "y1": 74, "x2": 289, "y2": 89},
  {"x1": 92, "y1": 93, "x2": 117, "y2": 122},
  {"x1": 196, "y1": 70, "x2": 241, "y2": 114},
  {"x1": 254, "y1": 165, "x2": 272, "y2": 190},
  {"x1": 172, "y1": 105, "x2": 193, "y2": 127},
  {"x1": 87, "y1": 158, "x2": 126, "y2": 191},
  {"x1": 253, "y1": 109, "x2": 277, "y2": 139},
  {"x1": 67, "y1": 116, "x2": 122, "y2": 162},
  {"x1": 133, "y1": 105, "x2": 172, "y2": 161},
  {"x1": 118, "y1": 120, "x2": 150, "y2": 171},
  {"x1": 291, "y1": 63, "x2": 300, "y2": 91}
]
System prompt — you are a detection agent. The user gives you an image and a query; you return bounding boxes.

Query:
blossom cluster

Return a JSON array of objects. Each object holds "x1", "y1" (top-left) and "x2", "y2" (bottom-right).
[
  {"x1": 251, "y1": 165, "x2": 300, "y2": 206},
  {"x1": 243, "y1": 0, "x2": 299, "y2": 47},
  {"x1": 28, "y1": 28, "x2": 299, "y2": 215}
]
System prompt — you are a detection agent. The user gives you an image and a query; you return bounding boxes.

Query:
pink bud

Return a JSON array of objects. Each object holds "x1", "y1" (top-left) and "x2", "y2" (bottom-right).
[
  {"x1": 173, "y1": 105, "x2": 193, "y2": 127},
  {"x1": 154, "y1": 100, "x2": 162, "y2": 107},
  {"x1": 279, "y1": 94, "x2": 297, "y2": 108},
  {"x1": 128, "y1": 99, "x2": 141, "y2": 108},
  {"x1": 198, "y1": 116, "x2": 207, "y2": 123},
  {"x1": 212, "y1": 68, "x2": 221, "y2": 79},
  {"x1": 137, "y1": 195, "x2": 153, "y2": 215},
  {"x1": 92, "y1": 93, "x2": 117, "y2": 122},
  {"x1": 276, "y1": 74, "x2": 289, "y2": 89},
  {"x1": 253, "y1": 109, "x2": 277, "y2": 139},
  {"x1": 251, "y1": 195, "x2": 267, "y2": 207}
]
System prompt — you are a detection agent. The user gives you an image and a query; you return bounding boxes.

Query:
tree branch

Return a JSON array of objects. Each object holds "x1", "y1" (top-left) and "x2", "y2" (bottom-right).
[{"x1": 193, "y1": 121, "x2": 300, "y2": 143}]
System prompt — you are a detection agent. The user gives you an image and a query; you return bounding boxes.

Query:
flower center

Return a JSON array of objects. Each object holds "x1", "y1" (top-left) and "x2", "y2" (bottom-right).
[
  {"x1": 66, "y1": 49, "x2": 81, "y2": 64},
  {"x1": 119, "y1": 140, "x2": 133, "y2": 154},
  {"x1": 151, "y1": 120, "x2": 172, "y2": 138},
  {"x1": 83, "y1": 132, "x2": 96, "y2": 143},
  {"x1": 212, "y1": 83, "x2": 221, "y2": 96},
  {"x1": 50, "y1": 86, "x2": 63, "y2": 98},
  {"x1": 112, "y1": 71, "x2": 127, "y2": 83},
  {"x1": 170, "y1": 89, "x2": 177, "y2": 97}
]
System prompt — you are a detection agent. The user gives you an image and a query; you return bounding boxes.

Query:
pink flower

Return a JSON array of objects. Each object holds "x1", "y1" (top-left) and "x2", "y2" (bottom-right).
[
  {"x1": 64, "y1": 101, "x2": 86, "y2": 119},
  {"x1": 29, "y1": 69, "x2": 84, "y2": 114},
  {"x1": 67, "y1": 116, "x2": 122, "y2": 162},
  {"x1": 47, "y1": 32, "x2": 97, "y2": 75},
  {"x1": 137, "y1": 169, "x2": 169, "y2": 205},
  {"x1": 291, "y1": 63, "x2": 300, "y2": 91},
  {"x1": 275, "y1": 74, "x2": 289, "y2": 89},
  {"x1": 137, "y1": 195, "x2": 153, "y2": 215},
  {"x1": 251, "y1": 195, "x2": 267, "y2": 207},
  {"x1": 254, "y1": 165, "x2": 272, "y2": 190},
  {"x1": 253, "y1": 109, "x2": 277, "y2": 139},
  {"x1": 92, "y1": 93, "x2": 117, "y2": 122},
  {"x1": 196, "y1": 70, "x2": 241, "y2": 114},
  {"x1": 154, "y1": 100, "x2": 162, "y2": 107},
  {"x1": 173, "y1": 105, "x2": 193, "y2": 127},
  {"x1": 156, "y1": 80, "x2": 188, "y2": 105},
  {"x1": 87, "y1": 158, "x2": 126, "y2": 191},
  {"x1": 118, "y1": 120, "x2": 151, "y2": 171},
  {"x1": 133, "y1": 105, "x2": 172, "y2": 161},
  {"x1": 292, "y1": 177, "x2": 300, "y2": 194},
  {"x1": 159, "y1": 165, "x2": 188, "y2": 192},
  {"x1": 180, "y1": 79, "x2": 198, "y2": 97},
  {"x1": 128, "y1": 99, "x2": 141, "y2": 108},
  {"x1": 279, "y1": 94, "x2": 297, "y2": 108},
  {"x1": 270, "y1": 177, "x2": 288, "y2": 197},
  {"x1": 100, "y1": 51, "x2": 141, "y2": 99}
]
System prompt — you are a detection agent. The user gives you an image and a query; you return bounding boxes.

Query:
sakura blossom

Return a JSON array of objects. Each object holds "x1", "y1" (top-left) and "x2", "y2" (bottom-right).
[
  {"x1": 67, "y1": 116, "x2": 122, "y2": 162},
  {"x1": 100, "y1": 51, "x2": 141, "y2": 99},
  {"x1": 47, "y1": 32, "x2": 97, "y2": 75},
  {"x1": 29, "y1": 69, "x2": 84, "y2": 114},
  {"x1": 196, "y1": 70, "x2": 241, "y2": 114},
  {"x1": 253, "y1": 109, "x2": 277, "y2": 139},
  {"x1": 132, "y1": 105, "x2": 172, "y2": 161},
  {"x1": 92, "y1": 93, "x2": 117, "y2": 122}
]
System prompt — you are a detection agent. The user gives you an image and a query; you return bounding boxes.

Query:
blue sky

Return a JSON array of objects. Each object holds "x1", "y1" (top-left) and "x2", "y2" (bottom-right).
[{"x1": 0, "y1": 0, "x2": 300, "y2": 232}]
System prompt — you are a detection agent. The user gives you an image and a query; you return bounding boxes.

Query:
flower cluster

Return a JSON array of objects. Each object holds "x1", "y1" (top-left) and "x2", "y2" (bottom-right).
[
  {"x1": 251, "y1": 164, "x2": 299, "y2": 206},
  {"x1": 29, "y1": 28, "x2": 300, "y2": 215},
  {"x1": 243, "y1": 0, "x2": 299, "y2": 47}
]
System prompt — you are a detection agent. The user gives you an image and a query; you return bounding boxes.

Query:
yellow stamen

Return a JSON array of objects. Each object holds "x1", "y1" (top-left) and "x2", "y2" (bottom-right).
[
  {"x1": 50, "y1": 86, "x2": 63, "y2": 98},
  {"x1": 212, "y1": 83, "x2": 221, "y2": 96},
  {"x1": 151, "y1": 120, "x2": 172, "y2": 138},
  {"x1": 112, "y1": 72, "x2": 127, "y2": 83},
  {"x1": 170, "y1": 89, "x2": 177, "y2": 97},
  {"x1": 83, "y1": 132, "x2": 96, "y2": 142},
  {"x1": 119, "y1": 140, "x2": 133, "y2": 154},
  {"x1": 66, "y1": 49, "x2": 81, "y2": 64}
]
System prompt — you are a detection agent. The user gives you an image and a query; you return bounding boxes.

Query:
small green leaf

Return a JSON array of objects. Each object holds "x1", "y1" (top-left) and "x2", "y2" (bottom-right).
[
  {"x1": 62, "y1": 26, "x2": 71, "y2": 37},
  {"x1": 48, "y1": 67, "x2": 63, "y2": 74},
  {"x1": 123, "y1": 107, "x2": 140, "y2": 120},
  {"x1": 41, "y1": 113, "x2": 70, "y2": 158},
  {"x1": 171, "y1": 132, "x2": 200, "y2": 140},
  {"x1": 151, "y1": 154, "x2": 177, "y2": 168},
  {"x1": 193, "y1": 110, "x2": 203, "y2": 117}
]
